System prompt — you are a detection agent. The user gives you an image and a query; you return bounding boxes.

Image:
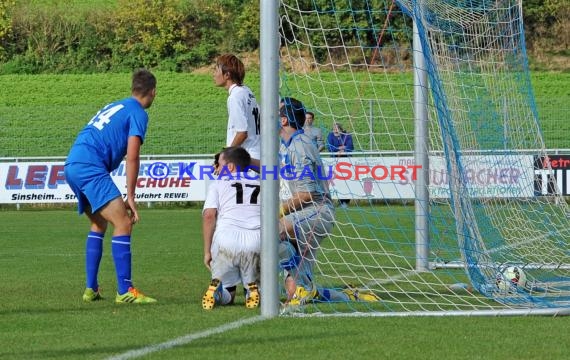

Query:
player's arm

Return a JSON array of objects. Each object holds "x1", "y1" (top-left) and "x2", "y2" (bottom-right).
[
  {"x1": 280, "y1": 191, "x2": 313, "y2": 216},
  {"x1": 125, "y1": 135, "x2": 142, "y2": 223},
  {"x1": 279, "y1": 191, "x2": 312, "y2": 242},
  {"x1": 230, "y1": 131, "x2": 248, "y2": 147},
  {"x1": 228, "y1": 95, "x2": 249, "y2": 147},
  {"x1": 202, "y1": 208, "x2": 217, "y2": 270}
]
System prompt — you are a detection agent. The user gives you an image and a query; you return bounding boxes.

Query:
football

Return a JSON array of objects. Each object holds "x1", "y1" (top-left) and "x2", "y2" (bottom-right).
[{"x1": 496, "y1": 266, "x2": 527, "y2": 292}]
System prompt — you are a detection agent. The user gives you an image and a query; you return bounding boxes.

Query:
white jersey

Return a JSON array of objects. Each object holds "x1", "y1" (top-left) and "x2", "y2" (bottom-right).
[
  {"x1": 203, "y1": 174, "x2": 261, "y2": 231},
  {"x1": 226, "y1": 84, "x2": 261, "y2": 159}
]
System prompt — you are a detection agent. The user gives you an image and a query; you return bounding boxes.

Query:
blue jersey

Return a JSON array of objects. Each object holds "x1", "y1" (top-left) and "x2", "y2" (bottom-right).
[{"x1": 66, "y1": 97, "x2": 148, "y2": 171}]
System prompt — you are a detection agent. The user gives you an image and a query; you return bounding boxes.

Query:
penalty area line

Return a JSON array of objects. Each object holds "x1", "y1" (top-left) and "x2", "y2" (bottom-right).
[{"x1": 106, "y1": 315, "x2": 266, "y2": 360}]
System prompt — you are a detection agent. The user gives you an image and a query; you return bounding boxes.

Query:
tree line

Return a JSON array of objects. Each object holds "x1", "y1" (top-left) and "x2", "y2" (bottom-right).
[{"x1": 0, "y1": 0, "x2": 567, "y2": 74}]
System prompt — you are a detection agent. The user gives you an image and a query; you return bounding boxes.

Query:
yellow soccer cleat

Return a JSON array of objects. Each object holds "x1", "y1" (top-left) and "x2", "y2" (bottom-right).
[
  {"x1": 289, "y1": 285, "x2": 317, "y2": 306},
  {"x1": 342, "y1": 284, "x2": 380, "y2": 302},
  {"x1": 82, "y1": 288, "x2": 103, "y2": 302},
  {"x1": 115, "y1": 287, "x2": 157, "y2": 304},
  {"x1": 245, "y1": 282, "x2": 260, "y2": 309},
  {"x1": 202, "y1": 278, "x2": 222, "y2": 310}
]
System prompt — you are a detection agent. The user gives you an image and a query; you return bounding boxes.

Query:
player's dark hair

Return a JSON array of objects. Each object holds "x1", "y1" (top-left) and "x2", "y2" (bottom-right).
[
  {"x1": 222, "y1": 146, "x2": 251, "y2": 170},
  {"x1": 216, "y1": 54, "x2": 245, "y2": 86},
  {"x1": 132, "y1": 69, "x2": 157, "y2": 97},
  {"x1": 213, "y1": 152, "x2": 221, "y2": 168},
  {"x1": 306, "y1": 111, "x2": 315, "y2": 118},
  {"x1": 280, "y1": 97, "x2": 306, "y2": 129}
]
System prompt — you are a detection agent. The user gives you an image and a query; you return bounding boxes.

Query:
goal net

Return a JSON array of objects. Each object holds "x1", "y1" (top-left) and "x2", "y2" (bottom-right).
[{"x1": 278, "y1": 0, "x2": 570, "y2": 315}]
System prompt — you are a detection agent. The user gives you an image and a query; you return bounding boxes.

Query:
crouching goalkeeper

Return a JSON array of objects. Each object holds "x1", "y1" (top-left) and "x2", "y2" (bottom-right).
[
  {"x1": 277, "y1": 97, "x2": 380, "y2": 305},
  {"x1": 277, "y1": 97, "x2": 335, "y2": 305}
]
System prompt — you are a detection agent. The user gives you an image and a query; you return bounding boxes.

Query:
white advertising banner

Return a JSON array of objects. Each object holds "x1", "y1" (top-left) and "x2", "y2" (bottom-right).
[
  {"x1": 0, "y1": 155, "x2": 535, "y2": 204},
  {"x1": 428, "y1": 154, "x2": 535, "y2": 199},
  {"x1": 322, "y1": 155, "x2": 534, "y2": 200},
  {"x1": 0, "y1": 159, "x2": 207, "y2": 204},
  {"x1": 322, "y1": 157, "x2": 419, "y2": 200}
]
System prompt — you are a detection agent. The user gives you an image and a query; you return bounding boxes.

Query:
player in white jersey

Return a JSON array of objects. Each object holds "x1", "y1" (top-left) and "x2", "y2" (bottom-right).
[
  {"x1": 201, "y1": 146, "x2": 261, "y2": 310},
  {"x1": 214, "y1": 54, "x2": 261, "y2": 167}
]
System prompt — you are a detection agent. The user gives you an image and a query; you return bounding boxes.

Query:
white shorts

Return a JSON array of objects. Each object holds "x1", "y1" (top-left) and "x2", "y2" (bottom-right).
[{"x1": 211, "y1": 227, "x2": 261, "y2": 288}]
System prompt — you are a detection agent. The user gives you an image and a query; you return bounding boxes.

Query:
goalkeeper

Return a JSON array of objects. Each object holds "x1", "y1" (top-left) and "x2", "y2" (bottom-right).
[
  {"x1": 277, "y1": 97, "x2": 336, "y2": 305},
  {"x1": 277, "y1": 98, "x2": 380, "y2": 305}
]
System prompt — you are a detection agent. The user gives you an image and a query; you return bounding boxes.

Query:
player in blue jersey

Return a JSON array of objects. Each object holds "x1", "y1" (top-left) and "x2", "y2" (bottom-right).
[{"x1": 64, "y1": 69, "x2": 157, "y2": 304}]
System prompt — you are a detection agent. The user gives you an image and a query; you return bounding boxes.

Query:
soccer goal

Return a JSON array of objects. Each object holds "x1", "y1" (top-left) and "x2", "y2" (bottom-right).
[{"x1": 265, "y1": 0, "x2": 570, "y2": 316}]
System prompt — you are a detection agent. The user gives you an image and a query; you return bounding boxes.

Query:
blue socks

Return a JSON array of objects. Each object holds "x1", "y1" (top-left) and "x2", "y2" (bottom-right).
[
  {"x1": 112, "y1": 235, "x2": 132, "y2": 295},
  {"x1": 278, "y1": 240, "x2": 313, "y2": 290},
  {"x1": 85, "y1": 231, "x2": 104, "y2": 290}
]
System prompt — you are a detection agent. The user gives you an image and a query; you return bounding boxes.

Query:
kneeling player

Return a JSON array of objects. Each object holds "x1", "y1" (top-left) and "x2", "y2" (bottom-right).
[{"x1": 201, "y1": 147, "x2": 261, "y2": 309}]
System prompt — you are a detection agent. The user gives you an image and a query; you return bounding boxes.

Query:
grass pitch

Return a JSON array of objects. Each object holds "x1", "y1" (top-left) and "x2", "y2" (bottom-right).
[{"x1": 1, "y1": 208, "x2": 570, "y2": 360}]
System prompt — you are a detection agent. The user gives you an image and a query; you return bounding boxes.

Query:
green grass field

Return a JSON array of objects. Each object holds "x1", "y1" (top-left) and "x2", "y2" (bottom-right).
[
  {"x1": 1, "y1": 208, "x2": 570, "y2": 360},
  {"x1": 2, "y1": 56, "x2": 570, "y2": 358},
  {"x1": 0, "y1": 71, "x2": 569, "y2": 157}
]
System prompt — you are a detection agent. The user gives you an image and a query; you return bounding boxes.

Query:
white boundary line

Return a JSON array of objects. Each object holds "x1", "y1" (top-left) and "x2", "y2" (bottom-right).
[{"x1": 106, "y1": 315, "x2": 266, "y2": 360}]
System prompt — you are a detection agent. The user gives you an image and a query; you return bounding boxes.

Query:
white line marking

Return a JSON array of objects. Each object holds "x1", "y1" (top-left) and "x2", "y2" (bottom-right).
[{"x1": 106, "y1": 315, "x2": 266, "y2": 360}]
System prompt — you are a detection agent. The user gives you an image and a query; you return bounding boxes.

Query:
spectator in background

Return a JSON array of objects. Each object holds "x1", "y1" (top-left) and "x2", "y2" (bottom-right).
[
  {"x1": 327, "y1": 122, "x2": 353, "y2": 155},
  {"x1": 304, "y1": 111, "x2": 324, "y2": 152},
  {"x1": 327, "y1": 122, "x2": 354, "y2": 208}
]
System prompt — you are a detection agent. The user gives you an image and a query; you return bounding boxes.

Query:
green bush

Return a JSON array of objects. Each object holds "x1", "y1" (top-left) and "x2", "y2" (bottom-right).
[
  {"x1": 0, "y1": 0, "x2": 232, "y2": 73},
  {"x1": 3, "y1": 3, "x2": 115, "y2": 73},
  {"x1": 111, "y1": 0, "x2": 188, "y2": 69},
  {"x1": 0, "y1": 0, "x2": 15, "y2": 62},
  {"x1": 0, "y1": 0, "x2": 568, "y2": 74}
]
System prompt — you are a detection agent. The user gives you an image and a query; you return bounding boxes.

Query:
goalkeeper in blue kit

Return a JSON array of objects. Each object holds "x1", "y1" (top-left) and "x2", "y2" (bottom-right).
[
  {"x1": 64, "y1": 69, "x2": 157, "y2": 304},
  {"x1": 278, "y1": 97, "x2": 380, "y2": 305}
]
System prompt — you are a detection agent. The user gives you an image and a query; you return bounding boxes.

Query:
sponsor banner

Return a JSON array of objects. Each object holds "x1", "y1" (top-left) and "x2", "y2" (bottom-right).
[
  {"x1": 534, "y1": 155, "x2": 570, "y2": 195},
  {"x1": 0, "y1": 155, "x2": 536, "y2": 204},
  {"x1": 0, "y1": 160, "x2": 207, "y2": 204},
  {"x1": 322, "y1": 157, "x2": 418, "y2": 199},
  {"x1": 323, "y1": 155, "x2": 534, "y2": 200},
  {"x1": 429, "y1": 155, "x2": 535, "y2": 199}
]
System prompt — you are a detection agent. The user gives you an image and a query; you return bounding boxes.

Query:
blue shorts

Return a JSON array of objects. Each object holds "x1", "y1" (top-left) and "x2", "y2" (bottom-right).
[{"x1": 64, "y1": 162, "x2": 122, "y2": 215}]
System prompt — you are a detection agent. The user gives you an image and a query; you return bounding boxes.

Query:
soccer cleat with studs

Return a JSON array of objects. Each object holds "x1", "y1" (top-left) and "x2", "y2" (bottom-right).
[
  {"x1": 202, "y1": 278, "x2": 223, "y2": 310},
  {"x1": 115, "y1": 287, "x2": 157, "y2": 304},
  {"x1": 82, "y1": 287, "x2": 103, "y2": 302},
  {"x1": 342, "y1": 284, "x2": 380, "y2": 302},
  {"x1": 288, "y1": 285, "x2": 318, "y2": 306},
  {"x1": 245, "y1": 282, "x2": 260, "y2": 309}
]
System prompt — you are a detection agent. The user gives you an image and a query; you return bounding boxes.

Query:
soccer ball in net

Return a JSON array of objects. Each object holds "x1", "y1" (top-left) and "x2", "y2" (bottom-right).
[{"x1": 496, "y1": 266, "x2": 527, "y2": 292}]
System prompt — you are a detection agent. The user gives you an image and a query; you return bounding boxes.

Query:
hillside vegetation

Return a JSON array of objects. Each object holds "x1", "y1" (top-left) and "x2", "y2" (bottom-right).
[{"x1": 0, "y1": 0, "x2": 568, "y2": 74}]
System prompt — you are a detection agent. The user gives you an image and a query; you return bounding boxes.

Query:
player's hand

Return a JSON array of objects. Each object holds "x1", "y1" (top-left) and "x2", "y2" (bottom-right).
[
  {"x1": 125, "y1": 197, "x2": 140, "y2": 224},
  {"x1": 204, "y1": 253, "x2": 212, "y2": 271}
]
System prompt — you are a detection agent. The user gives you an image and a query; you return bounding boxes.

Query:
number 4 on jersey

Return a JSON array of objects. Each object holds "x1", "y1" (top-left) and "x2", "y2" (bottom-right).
[{"x1": 88, "y1": 104, "x2": 125, "y2": 130}]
